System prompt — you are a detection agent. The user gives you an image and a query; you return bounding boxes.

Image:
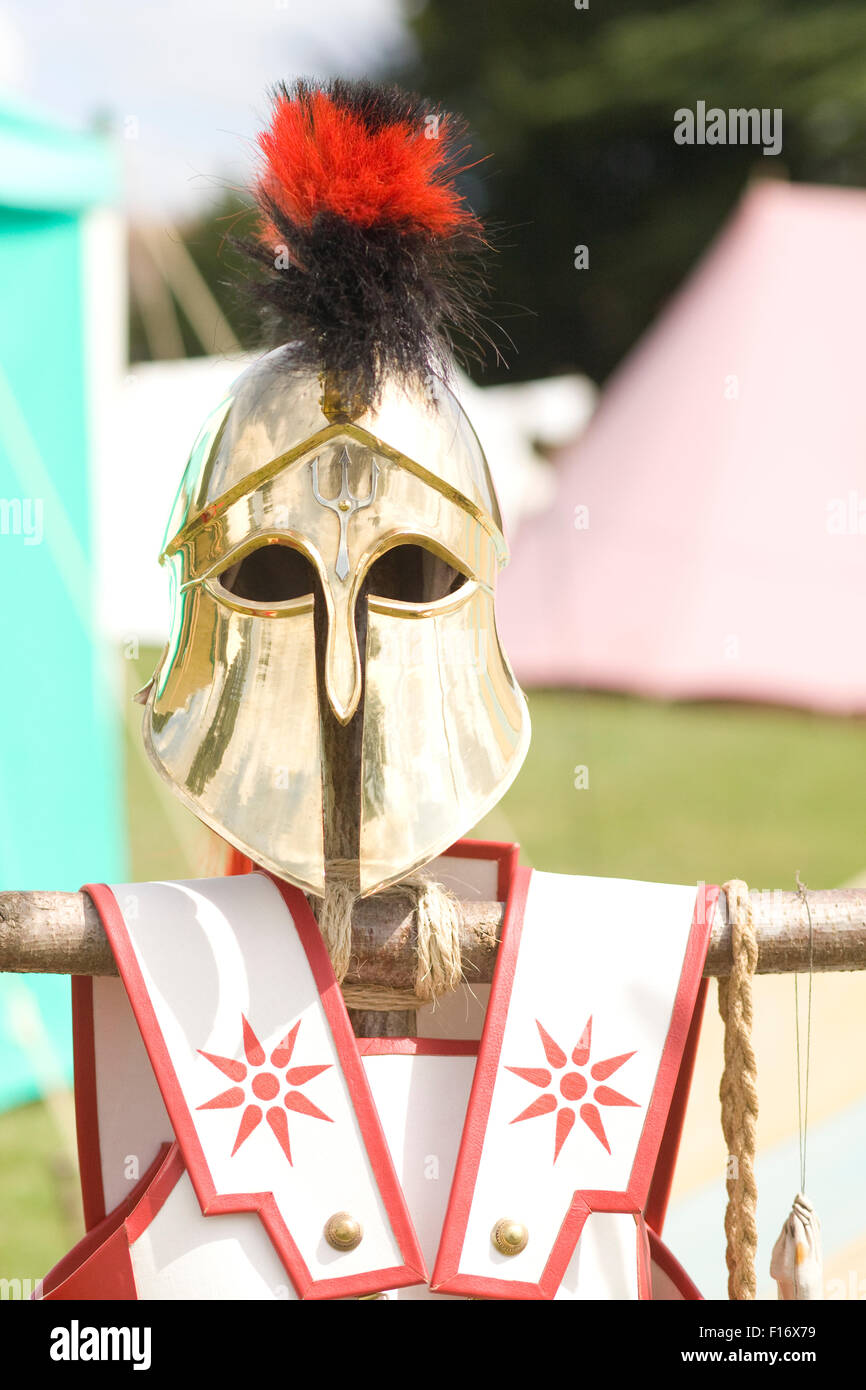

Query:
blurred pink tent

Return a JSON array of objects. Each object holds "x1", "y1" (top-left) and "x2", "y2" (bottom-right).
[{"x1": 498, "y1": 180, "x2": 866, "y2": 713}]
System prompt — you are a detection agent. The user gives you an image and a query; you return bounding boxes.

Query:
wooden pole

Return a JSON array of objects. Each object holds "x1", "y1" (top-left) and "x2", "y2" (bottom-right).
[{"x1": 2, "y1": 887, "x2": 866, "y2": 986}]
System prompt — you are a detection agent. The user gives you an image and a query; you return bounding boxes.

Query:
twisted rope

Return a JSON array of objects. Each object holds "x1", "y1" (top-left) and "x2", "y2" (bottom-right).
[
  {"x1": 718, "y1": 878, "x2": 760, "y2": 1300},
  {"x1": 310, "y1": 861, "x2": 463, "y2": 1011}
]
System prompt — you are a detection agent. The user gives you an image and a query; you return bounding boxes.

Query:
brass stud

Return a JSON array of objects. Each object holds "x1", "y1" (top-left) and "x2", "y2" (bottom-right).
[
  {"x1": 324, "y1": 1211, "x2": 364, "y2": 1252},
  {"x1": 491, "y1": 1218, "x2": 529, "y2": 1256}
]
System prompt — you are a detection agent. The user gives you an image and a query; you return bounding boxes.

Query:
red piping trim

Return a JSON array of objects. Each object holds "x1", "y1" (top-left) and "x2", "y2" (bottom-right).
[
  {"x1": 626, "y1": 887, "x2": 719, "y2": 1206},
  {"x1": 440, "y1": 838, "x2": 520, "y2": 905},
  {"x1": 430, "y1": 862, "x2": 533, "y2": 1295},
  {"x1": 648, "y1": 1226, "x2": 703, "y2": 1301},
  {"x1": 355, "y1": 1038, "x2": 479, "y2": 1057},
  {"x1": 645, "y1": 976, "x2": 709, "y2": 1235},
  {"x1": 636, "y1": 1214, "x2": 653, "y2": 1300},
  {"x1": 71, "y1": 974, "x2": 106, "y2": 1230},
  {"x1": 124, "y1": 1143, "x2": 188, "y2": 1242}
]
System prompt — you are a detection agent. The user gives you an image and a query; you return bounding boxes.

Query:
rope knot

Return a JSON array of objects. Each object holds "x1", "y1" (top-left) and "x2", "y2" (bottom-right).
[{"x1": 311, "y1": 861, "x2": 463, "y2": 1011}]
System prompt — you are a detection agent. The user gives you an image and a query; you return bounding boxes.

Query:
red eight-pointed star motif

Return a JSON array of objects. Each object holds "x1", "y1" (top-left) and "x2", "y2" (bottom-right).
[
  {"x1": 506, "y1": 1017, "x2": 639, "y2": 1162},
  {"x1": 197, "y1": 1016, "x2": 332, "y2": 1165}
]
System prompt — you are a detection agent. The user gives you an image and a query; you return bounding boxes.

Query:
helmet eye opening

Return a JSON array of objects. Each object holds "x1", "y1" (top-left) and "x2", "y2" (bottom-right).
[
  {"x1": 363, "y1": 544, "x2": 468, "y2": 604},
  {"x1": 217, "y1": 542, "x2": 317, "y2": 603}
]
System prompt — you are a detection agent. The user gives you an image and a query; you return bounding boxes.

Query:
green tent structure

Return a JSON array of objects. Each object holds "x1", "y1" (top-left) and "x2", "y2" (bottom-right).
[{"x1": 0, "y1": 97, "x2": 126, "y2": 1109}]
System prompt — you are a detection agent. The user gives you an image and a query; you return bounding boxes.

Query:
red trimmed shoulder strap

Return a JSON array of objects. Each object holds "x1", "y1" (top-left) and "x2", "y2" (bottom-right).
[
  {"x1": 432, "y1": 874, "x2": 717, "y2": 1299},
  {"x1": 79, "y1": 874, "x2": 427, "y2": 1300}
]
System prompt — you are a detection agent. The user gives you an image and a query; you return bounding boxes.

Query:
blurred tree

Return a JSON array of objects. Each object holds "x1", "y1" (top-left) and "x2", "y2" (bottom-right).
[
  {"x1": 389, "y1": 0, "x2": 866, "y2": 383},
  {"x1": 130, "y1": 1, "x2": 866, "y2": 385}
]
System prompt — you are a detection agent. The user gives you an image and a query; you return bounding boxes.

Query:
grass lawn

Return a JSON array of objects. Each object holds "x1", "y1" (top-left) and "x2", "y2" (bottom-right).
[
  {"x1": 4, "y1": 652, "x2": 866, "y2": 1281},
  {"x1": 0, "y1": 1101, "x2": 82, "y2": 1291},
  {"x1": 480, "y1": 689, "x2": 866, "y2": 890}
]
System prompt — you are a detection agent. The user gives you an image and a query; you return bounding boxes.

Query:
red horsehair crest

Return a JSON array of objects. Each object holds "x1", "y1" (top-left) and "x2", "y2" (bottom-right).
[
  {"x1": 197, "y1": 1016, "x2": 333, "y2": 1165},
  {"x1": 506, "y1": 1017, "x2": 640, "y2": 1162}
]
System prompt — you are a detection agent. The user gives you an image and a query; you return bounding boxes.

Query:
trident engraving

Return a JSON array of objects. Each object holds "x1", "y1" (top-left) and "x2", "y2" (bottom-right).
[{"x1": 310, "y1": 447, "x2": 378, "y2": 581}]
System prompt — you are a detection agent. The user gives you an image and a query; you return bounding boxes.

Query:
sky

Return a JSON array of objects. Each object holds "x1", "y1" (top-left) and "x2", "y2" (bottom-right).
[{"x1": 0, "y1": 0, "x2": 414, "y2": 214}]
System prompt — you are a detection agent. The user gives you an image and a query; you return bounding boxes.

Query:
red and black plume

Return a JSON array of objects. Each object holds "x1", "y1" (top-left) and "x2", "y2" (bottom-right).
[{"x1": 239, "y1": 79, "x2": 491, "y2": 405}]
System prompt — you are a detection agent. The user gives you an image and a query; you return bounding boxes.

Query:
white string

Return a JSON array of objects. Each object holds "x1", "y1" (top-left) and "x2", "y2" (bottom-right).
[{"x1": 794, "y1": 872, "x2": 814, "y2": 1194}]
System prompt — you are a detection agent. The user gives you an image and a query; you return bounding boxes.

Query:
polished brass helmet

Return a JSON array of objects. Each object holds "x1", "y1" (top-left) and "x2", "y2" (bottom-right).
[{"x1": 142, "y1": 347, "x2": 530, "y2": 895}]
